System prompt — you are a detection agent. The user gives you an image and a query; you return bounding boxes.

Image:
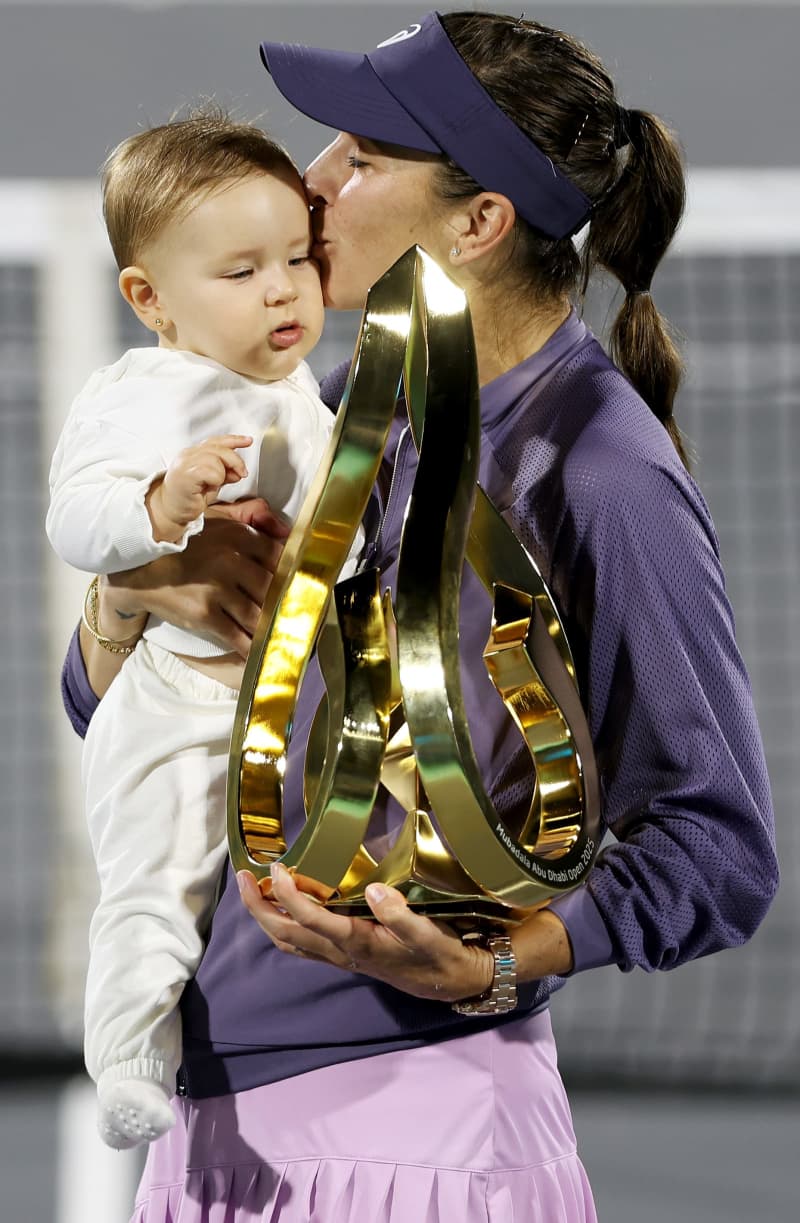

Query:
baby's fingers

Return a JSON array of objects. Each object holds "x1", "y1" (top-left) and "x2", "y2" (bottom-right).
[
  {"x1": 180, "y1": 452, "x2": 234, "y2": 490},
  {"x1": 198, "y1": 440, "x2": 252, "y2": 485},
  {"x1": 201, "y1": 433, "x2": 253, "y2": 451}
]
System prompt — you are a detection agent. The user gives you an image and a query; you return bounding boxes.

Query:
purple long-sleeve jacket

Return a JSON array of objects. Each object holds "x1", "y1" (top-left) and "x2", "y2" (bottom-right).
[{"x1": 62, "y1": 313, "x2": 778, "y2": 1097}]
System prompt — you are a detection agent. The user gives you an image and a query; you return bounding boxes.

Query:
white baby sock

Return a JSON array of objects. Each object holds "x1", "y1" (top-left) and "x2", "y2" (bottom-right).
[{"x1": 97, "y1": 1077, "x2": 176, "y2": 1150}]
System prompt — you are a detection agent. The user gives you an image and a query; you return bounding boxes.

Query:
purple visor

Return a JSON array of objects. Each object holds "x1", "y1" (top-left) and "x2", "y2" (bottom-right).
[{"x1": 260, "y1": 11, "x2": 592, "y2": 241}]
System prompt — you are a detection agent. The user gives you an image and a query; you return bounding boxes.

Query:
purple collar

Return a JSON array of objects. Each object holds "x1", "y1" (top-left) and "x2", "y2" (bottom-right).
[
  {"x1": 480, "y1": 310, "x2": 590, "y2": 429},
  {"x1": 260, "y1": 11, "x2": 591, "y2": 240}
]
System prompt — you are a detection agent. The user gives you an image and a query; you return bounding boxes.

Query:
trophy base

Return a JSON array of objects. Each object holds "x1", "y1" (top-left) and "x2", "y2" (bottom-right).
[
  {"x1": 319, "y1": 809, "x2": 533, "y2": 932},
  {"x1": 324, "y1": 890, "x2": 529, "y2": 931}
]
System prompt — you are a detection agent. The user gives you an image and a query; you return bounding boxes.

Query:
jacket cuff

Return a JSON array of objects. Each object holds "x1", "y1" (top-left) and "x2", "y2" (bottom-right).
[
  {"x1": 548, "y1": 885, "x2": 618, "y2": 974},
  {"x1": 106, "y1": 475, "x2": 205, "y2": 570},
  {"x1": 61, "y1": 625, "x2": 99, "y2": 739}
]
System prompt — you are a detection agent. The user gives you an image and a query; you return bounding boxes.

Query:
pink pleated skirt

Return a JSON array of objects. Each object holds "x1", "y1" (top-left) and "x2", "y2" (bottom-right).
[{"x1": 131, "y1": 1009, "x2": 596, "y2": 1222}]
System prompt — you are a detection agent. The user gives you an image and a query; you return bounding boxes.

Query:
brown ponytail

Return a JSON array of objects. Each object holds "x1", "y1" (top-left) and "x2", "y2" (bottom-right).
[
  {"x1": 584, "y1": 109, "x2": 689, "y2": 465},
  {"x1": 437, "y1": 12, "x2": 691, "y2": 468}
]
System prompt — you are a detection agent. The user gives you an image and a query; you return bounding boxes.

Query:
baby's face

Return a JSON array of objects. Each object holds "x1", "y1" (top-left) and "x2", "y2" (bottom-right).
[{"x1": 145, "y1": 171, "x2": 324, "y2": 382}]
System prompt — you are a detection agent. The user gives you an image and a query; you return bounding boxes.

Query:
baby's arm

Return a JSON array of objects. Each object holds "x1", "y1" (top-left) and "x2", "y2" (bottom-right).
[
  {"x1": 47, "y1": 412, "x2": 213, "y2": 574},
  {"x1": 146, "y1": 434, "x2": 252, "y2": 542}
]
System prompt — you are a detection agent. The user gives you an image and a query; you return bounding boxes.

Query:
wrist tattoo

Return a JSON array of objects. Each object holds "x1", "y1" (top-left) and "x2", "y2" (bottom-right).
[{"x1": 115, "y1": 609, "x2": 139, "y2": 621}]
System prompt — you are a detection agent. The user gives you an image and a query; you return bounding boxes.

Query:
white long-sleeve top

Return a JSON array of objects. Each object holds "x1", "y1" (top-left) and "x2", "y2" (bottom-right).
[{"x1": 48, "y1": 346, "x2": 358, "y2": 658}]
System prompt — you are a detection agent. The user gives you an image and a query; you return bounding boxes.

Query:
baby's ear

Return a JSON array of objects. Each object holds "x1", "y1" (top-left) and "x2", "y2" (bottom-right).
[{"x1": 118, "y1": 266, "x2": 165, "y2": 334}]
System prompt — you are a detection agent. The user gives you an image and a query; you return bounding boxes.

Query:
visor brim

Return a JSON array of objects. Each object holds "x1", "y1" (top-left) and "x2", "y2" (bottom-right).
[{"x1": 260, "y1": 42, "x2": 441, "y2": 154}]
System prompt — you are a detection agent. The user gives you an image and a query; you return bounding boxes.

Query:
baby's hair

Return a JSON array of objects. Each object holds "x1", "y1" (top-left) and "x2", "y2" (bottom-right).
[{"x1": 102, "y1": 104, "x2": 300, "y2": 269}]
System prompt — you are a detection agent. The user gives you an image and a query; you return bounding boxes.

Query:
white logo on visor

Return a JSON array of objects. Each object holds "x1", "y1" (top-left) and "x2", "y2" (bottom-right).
[{"x1": 376, "y1": 24, "x2": 422, "y2": 49}]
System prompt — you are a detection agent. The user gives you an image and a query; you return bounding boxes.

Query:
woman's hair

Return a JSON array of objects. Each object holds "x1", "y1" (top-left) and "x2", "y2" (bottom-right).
[
  {"x1": 102, "y1": 105, "x2": 299, "y2": 270},
  {"x1": 437, "y1": 12, "x2": 688, "y2": 466}
]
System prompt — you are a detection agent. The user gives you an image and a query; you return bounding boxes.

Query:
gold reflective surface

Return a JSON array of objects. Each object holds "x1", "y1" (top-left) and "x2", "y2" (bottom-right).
[{"x1": 227, "y1": 247, "x2": 600, "y2": 927}]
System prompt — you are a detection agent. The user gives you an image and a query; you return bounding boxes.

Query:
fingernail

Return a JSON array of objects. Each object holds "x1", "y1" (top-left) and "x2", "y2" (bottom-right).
[
  {"x1": 271, "y1": 861, "x2": 284, "y2": 881},
  {"x1": 236, "y1": 871, "x2": 249, "y2": 895},
  {"x1": 366, "y1": 883, "x2": 388, "y2": 904}
]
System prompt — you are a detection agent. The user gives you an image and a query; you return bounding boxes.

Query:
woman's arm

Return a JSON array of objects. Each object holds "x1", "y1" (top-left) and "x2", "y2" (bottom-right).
[{"x1": 78, "y1": 576, "x2": 147, "y2": 699}]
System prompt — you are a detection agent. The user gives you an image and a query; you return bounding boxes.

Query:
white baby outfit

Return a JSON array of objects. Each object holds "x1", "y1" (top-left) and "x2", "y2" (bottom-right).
[{"x1": 48, "y1": 347, "x2": 362, "y2": 1143}]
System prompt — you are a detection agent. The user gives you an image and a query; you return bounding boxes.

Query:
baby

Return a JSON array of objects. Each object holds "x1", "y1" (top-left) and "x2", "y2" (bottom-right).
[{"x1": 47, "y1": 108, "x2": 362, "y2": 1148}]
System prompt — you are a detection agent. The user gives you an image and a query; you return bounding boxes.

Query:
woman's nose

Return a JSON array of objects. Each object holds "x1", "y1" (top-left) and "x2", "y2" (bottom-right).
[{"x1": 303, "y1": 137, "x2": 342, "y2": 204}]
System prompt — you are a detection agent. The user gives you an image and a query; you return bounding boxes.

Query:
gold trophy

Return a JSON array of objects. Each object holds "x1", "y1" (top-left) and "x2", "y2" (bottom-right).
[{"x1": 227, "y1": 247, "x2": 600, "y2": 928}]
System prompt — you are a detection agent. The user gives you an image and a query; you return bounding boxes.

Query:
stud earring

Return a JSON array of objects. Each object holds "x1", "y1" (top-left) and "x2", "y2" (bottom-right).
[
  {"x1": 450, "y1": 246, "x2": 462, "y2": 258},
  {"x1": 154, "y1": 317, "x2": 164, "y2": 327}
]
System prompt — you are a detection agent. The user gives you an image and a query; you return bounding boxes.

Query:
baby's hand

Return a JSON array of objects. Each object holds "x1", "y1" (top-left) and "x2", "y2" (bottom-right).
[{"x1": 147, "y1": 434, "x2": 252, "y2": 542}]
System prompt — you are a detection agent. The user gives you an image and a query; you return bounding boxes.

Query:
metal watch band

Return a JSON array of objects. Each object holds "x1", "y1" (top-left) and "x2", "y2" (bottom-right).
[{"x1": 452, "y1": 933, "x2": 518, "y2": 1015}]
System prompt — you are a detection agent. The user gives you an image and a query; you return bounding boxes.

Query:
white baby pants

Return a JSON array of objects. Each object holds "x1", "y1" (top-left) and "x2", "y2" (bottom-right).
[{"x1": 82, "y1": 639, "x2": 238, "y2": 1097}]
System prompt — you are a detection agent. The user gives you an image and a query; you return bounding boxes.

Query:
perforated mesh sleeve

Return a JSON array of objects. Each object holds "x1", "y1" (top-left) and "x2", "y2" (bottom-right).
[{"x1": 489, "y1": 350, "x2": 778, "y2": 974}]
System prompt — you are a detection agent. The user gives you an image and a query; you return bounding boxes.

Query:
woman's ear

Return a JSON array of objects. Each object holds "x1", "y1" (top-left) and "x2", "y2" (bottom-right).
[
  {"x1": 118, "y1": 266, "x2": 168, "y2": 334},
  {"x1": 448, "y1": 192, "x2": 517, "y2": 266}
]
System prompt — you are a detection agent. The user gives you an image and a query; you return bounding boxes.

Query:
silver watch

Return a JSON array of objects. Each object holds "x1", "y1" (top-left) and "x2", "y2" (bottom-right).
[{"x1": 452, "y1": 933, "x2": 518, "y2": 1015}]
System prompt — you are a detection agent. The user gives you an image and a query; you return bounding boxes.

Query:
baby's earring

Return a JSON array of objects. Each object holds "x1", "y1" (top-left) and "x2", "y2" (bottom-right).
[{"x1": 154, "y1": 317, "x2": 164, "y2": 327}]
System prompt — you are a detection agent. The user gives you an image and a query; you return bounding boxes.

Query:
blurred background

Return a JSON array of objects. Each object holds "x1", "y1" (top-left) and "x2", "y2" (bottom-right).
[{"x1": 0, "y1": 1, "x2": 798, "y2": 1220}]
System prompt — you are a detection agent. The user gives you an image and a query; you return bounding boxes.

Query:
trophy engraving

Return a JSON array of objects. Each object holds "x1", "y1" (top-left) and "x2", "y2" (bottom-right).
[{"x1": 227, "y1": 247, "x2": 600, "y2": 926}]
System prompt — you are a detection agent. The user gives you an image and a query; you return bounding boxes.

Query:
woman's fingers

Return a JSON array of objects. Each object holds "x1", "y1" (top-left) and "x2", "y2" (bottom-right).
[
  {"x1": 237, "y1": 864, "x2": 491, "y2": 1002},
  {"x1": 214, "y1": 547, "x2": 281, "y2": 653},
  {"x1": 240, "y1": 534, "x2": 285, "y2": 579},
  {"x1": 223, "y1": 554, "x2": 271, "y2": 615},
  {"x1": 217, "y1": 497, "x2": 292, "y2": 538},
  {"x1": 237, "y1": 871, "x2": 301, "y2": 945},
  {"x1": 237, "y1": 870, "x2": 348, "y2": 963},
  {"x1": 196, "y1": 497, "x2": 287, "y2": 652},
  {"x1": 267, "y1": 867, "x2": 444, "y2": 974},
  {"x1": 237, "y1": 870, "x2": 291, "y2": 934},
  {"x1": 364, "y1": 883, "x2": 420, "y2": 943},
  {"x1": 364, "y1": 885, "x2": 450, "y2": 958},
  {"x1": 267, "y1": 865, "x2": 353, "y2": 944},
  {"x1": 205, "y1": 605, "x2": 254, "y2": 659},
  {"x1": 217, "y1": 593, "x2": 262, "y2": 648},
  {"x1": 207, "y1": 497, "x2": 291, "y2": 541}
]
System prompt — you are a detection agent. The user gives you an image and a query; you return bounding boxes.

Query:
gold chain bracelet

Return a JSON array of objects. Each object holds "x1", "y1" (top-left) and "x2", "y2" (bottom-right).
[{"x1": 81, "y1": 576, "x2": 141, "y2": 656}]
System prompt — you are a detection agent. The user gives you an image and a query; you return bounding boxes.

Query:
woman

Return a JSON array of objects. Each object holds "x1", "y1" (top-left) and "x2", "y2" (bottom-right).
[{"x1": 63, "y1": 11, "x2": 778, "y2": 1221}]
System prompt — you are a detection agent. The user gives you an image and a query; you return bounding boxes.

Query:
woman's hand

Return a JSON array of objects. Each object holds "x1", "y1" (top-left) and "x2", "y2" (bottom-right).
[
  {"x1": 80, "y1": 497, "x2": 289, "y2": 700},
  {"x1": 104, "y1": 498, "x2": 289, "y2": 659},
  {"x1": 237, "y1": 861, "x2": 576, "y2": 1000},
  {"x1": 237, "y1": 864, "x2": 495, "y2": 1003}
]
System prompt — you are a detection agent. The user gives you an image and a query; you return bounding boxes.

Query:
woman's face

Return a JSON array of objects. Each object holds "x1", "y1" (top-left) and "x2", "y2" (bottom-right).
[{"x1": 303, "y1": 133, "x2": 449, "y2": 311}]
